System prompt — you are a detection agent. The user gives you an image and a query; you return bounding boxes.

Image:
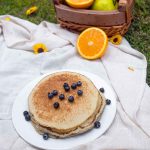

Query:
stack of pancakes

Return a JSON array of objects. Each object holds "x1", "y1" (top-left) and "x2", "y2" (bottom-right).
[{"x1": 28, "y1": 71, "x2": 106, "y2": 138}]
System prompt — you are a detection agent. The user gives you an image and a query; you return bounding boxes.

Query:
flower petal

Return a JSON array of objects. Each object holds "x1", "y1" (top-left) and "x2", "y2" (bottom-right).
[
  {"x1": 5, "y1": 17, "x2": 11, "y2": 21},
  {"x1": 32, "y1": 43, "x2": 48, "y2": 54},
  {"x1": 110, "y1": 34, "x2": 122, "y2": 45},
  {"x1": 26, "y1": 6, "x2": 38, "y2": 16}
]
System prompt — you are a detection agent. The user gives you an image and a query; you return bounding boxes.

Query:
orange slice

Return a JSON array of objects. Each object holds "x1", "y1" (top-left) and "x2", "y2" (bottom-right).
[
  {"x1": 77, "y1": 27, "x2": 108, "y2": 60},
  {"x1": 65, "y1": 0, "x2": 94, "y2": 9}
]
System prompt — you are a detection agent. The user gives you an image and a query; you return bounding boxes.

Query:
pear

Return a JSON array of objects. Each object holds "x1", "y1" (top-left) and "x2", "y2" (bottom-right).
[{"x1": 92, "y1": 0, "x2": 118, "y2": 11}]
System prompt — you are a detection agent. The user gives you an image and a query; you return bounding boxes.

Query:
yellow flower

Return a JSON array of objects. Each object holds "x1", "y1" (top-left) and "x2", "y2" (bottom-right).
[
  {"x1": 109, "y1": 34, "x2": 122, "y2": 45},
  {"x1": 33, "y1": 43, "x2": 48, "y2": 54},
  {"x1": 5, "y1": 17, "x2": 11, "y2": 21},
  {"x1": 26, "y1": 6, "x2": 38, "y2": 16}
]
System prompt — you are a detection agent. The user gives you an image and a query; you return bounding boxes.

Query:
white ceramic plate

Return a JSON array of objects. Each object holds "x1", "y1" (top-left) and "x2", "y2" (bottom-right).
[{"x1": 12, "y1": 69, "x2": 117, "y2": 150}]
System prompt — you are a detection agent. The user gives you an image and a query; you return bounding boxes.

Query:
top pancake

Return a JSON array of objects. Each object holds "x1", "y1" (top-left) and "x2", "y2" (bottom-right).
[{"x1": 29, "y1": 71, "x2": 102, "y2": 131}]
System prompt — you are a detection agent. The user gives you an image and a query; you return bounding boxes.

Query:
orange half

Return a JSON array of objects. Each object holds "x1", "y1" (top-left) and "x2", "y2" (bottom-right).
[
  {"x1": 77, "y1": 27, "x2": 108, "y2": 60},
  {"x1": 65, "y1": 0, "x2": 94, "y2": 9}
]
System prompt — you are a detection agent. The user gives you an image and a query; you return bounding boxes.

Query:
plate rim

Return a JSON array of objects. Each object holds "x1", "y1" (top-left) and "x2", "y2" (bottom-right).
[{"x1": 12, "y1": 69, "x2": 117, "y2": 150}]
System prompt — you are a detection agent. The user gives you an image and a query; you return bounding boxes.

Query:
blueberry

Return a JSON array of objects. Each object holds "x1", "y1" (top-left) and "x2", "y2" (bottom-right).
[
  {"x1": 68, "y1": 96, "x2": 74, "y2": 103},
  {"x1": 106, "y1": 99, "x2": 111, "y2": 105},
  {"x1": 77, "y1": 90, "x2": 83, "y2": 96},
  {"x1": 23, "y1": 111, "x2": 28, "y2": 116},
  {"x1": 43, "y1": 133, "x2": 49, "y2": 140},
  {"x1": 48, "y1": 93, "x2": 53, "y2": 99},
  {"x1": 64, "y1": 86, "x2": 70, "y2": 92},
  {"x1": 59, "y1": 94, "x2": 65, "y2": 100},
  {"x1": 94, "y1": 121, "x2": 101, "y2": 128},
  {"x1": 99, "y1": 88, "x2": 104, "y2": 93},
  {"x1": 63, "y1": 83, "x2": 69, "y2": 88},
  {"x1": 71, "y1": 83, "x2": 77, "y2": 89},
  {"x1": 52, "y1": 90, "x2": 58, "y2": 96},
  {"x1": 25, "y1": 114, "x2": 31, "y2": 121},
  {"x1": 53, "y1": 102, "x2": 59, "y2": 109},
  {"x1": 77, "y1": 81, "x2": 82, "y2": 86}
]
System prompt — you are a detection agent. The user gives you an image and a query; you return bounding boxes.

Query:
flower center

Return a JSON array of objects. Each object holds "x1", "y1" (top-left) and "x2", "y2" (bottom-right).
[
  {"x1": 113, "y1": 38, "x2": 118, "y2": 43},
  {"x1": 38, "y1": 48, "x2": 44, "y2": 53}
]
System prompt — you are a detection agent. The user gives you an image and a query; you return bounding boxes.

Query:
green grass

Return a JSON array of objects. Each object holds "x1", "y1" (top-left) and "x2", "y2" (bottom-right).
[
  {"x1": 0, "y1": 0, "x2": 149, "y2": 85},
  {"x1": 125, "y1": 0, "x2": 150, "y2": 85}
]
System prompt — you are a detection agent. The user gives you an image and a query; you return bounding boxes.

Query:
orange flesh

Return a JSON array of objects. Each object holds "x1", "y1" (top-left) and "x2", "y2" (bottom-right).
[{"x1": 78, "y1": 29, "x2": 105, "y2": 56}]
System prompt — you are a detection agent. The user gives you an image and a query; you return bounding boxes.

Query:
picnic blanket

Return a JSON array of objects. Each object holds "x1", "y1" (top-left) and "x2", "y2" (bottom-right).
[{"x1": 0, "y1": 15, "x2": 150, "y2": 150}]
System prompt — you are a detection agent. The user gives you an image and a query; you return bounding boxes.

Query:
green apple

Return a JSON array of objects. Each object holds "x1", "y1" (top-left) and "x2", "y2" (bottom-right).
[{"x1": 92, "y1": 0, "x2": 118, "y2": 11}]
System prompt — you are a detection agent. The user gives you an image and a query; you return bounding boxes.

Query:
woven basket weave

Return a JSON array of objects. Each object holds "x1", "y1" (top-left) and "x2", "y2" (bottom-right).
[{"x1": 53, "y1": 0, "x2": 134, "y2": 37}]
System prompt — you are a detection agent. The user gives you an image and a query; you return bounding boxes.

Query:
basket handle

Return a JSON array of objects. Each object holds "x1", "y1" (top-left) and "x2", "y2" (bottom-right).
[
  {"x1": 53, "y1": 0, "x2": 60, "y2": 5},
  {"x1": 118, "y1": 0, "x2": 127, "y2": 11},
  {"x1": 53, "y1": 0, "x2": 64, "y2": 5},
  {"x1": 118, "y1": 0, "x2": 131, "y2": 23}
]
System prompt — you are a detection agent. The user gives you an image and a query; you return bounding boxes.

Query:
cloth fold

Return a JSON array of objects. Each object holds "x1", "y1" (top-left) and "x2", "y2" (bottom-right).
[{"x1": 0, "y1": 15, "x2": 150, "y2": 150}]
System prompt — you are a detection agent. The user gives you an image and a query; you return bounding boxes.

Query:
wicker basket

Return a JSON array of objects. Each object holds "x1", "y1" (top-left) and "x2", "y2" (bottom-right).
[{"x1": 53, "y1": 0, "x2": 134, "y2": 37}]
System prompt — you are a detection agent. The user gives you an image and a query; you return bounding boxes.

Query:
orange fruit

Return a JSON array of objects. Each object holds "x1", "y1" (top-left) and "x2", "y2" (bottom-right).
[
  {"x1": 65, "y1": 0, "x2": 94, "y2": 9},
  {"x1": 77, "y1": 27, "x2": 108, "y2": 60}
]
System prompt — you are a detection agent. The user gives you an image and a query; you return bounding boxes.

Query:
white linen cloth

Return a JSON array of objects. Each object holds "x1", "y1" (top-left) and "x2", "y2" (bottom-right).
[{"x1": 0, "y1": 15, "x2": 150, "y2": 150}]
